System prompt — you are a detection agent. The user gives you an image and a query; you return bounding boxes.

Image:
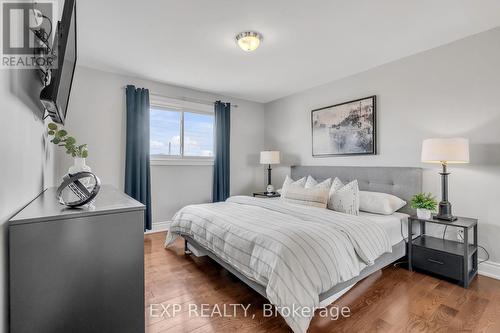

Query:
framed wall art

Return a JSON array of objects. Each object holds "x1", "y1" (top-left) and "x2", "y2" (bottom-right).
[{"x1": 311, "y1": 96, "x2": 376, "y2": 156}]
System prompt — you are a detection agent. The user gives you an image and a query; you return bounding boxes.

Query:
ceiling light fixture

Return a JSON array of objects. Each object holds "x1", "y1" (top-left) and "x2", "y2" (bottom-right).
[{"x1": 235, "y1": 31, "x2": 262, "y2": 52}]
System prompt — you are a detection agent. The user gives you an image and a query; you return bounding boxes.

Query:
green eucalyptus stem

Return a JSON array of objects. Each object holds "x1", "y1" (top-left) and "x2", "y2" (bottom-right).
[{"x1": 47, "y1": 122, "x2": 89, "y2": 158}]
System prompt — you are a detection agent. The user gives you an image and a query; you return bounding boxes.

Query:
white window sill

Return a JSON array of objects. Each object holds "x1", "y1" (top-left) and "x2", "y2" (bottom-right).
[{"x1": 150, "y1": 158, "x2": 214, "y2": 166}]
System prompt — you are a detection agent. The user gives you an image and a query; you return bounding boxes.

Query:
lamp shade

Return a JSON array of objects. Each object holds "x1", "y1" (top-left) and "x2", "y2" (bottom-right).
[
  {"x1": 421, "y1": 138, "x2": 469, "y2": 164},
  {"x1": 260, "y1": 151, "x2": 280, "y2": 164}
]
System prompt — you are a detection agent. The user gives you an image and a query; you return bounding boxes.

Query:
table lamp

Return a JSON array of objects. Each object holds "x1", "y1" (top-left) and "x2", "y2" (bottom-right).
[
  {"x1": 260, "y1": 151, "x2": 280, "y2": 193},
  {"x1": 421, "y1": 138, "x2": 469, "y2": 221}
]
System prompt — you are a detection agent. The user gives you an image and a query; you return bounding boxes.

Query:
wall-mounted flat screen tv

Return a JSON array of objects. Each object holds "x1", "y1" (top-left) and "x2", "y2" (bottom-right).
[{"x1": 40, "y1": 0, "x2": 76, "y2": 124}]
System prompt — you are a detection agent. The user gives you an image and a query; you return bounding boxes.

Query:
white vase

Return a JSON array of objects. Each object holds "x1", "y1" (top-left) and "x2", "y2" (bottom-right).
[
  {"x1": 68, "y1": 157, "x2": 92, "y2": 187},
  {"x1": 69, "y1": 157, "x2": 91, "y2": 175},
  {"x1": 416, "y1": 208, "x2": 432, "y2": 220}
]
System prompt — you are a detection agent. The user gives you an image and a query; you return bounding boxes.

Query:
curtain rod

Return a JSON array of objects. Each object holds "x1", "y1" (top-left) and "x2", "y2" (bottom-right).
[{"x1": 122, "y1": 86, "x2": 238, "y2": 108}]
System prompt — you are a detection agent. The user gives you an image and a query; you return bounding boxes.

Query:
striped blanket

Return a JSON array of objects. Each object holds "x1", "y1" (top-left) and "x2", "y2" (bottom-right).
[{"x1": 165, "y1": 196, "x2": 391, "y2": 333}]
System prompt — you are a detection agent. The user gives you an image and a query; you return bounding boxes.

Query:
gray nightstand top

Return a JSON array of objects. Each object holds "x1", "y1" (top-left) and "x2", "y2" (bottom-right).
[
  {"x1": 409, "y1": 215, "x2": 477, "y2": 228},
  {"x1": 253, "y1": 192, "x2": 280, "y2": 198}
]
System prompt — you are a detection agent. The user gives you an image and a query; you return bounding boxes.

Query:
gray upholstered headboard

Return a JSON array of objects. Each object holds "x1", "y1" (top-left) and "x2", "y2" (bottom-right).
[{"x1": 291, "y1": 166, "x2": 422, "y2": 215}]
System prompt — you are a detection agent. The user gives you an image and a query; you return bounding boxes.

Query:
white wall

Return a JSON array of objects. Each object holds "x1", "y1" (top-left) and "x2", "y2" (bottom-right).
[
  {"x1": 265, "y1": 27, "x2": 500, "y2": 262},
  {"x1": 0, "y1": 70, "x2": 55, "y2": 332},
  {"x1": 57, "y1": 66, "x2": 266, "y2": 224}
]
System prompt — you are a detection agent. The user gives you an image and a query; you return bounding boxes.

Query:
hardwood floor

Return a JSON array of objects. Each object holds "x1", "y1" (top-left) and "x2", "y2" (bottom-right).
[{"x1": 145, "y1": 232, "x2": 500, "y2": 332}]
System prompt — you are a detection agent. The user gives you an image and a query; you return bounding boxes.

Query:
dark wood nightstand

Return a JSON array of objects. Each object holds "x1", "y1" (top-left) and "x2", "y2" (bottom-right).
[
  {"x1": 253, "y1": 192, "x2": 280, "y2": 198},
  {"x1": 408, "y1": 215, "x2": 478, "y2": 288}
]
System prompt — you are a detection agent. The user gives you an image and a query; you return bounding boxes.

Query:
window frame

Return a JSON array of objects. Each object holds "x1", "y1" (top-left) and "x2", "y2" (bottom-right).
[{"x1": 149, "y1": 95, "x2": 215, "y2": 165}]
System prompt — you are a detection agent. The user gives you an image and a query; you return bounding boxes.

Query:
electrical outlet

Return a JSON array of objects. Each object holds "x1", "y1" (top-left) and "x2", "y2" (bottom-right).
[{"x1": 457, "y1": 229, "x2": 464, "y2": 242}]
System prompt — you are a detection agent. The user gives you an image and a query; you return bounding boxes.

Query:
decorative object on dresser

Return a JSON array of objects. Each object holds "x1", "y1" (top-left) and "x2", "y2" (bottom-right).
[
  {"x1": 311, "y1": 96, "x2": 376, "y2": 156},
  {"x1": 410, "y1": 192, "x2": 438, "y2": 220},
  {"x1": 57, "y1": 171, "x2": 101, "y2": 207},
  {"x1": 8, "y1": 186, "x2": 145, "y2": 333},
  {"x1": 260, "y1": 150, "x2": 280, "y2": 193},
  {"x1": 421, "y1": 138, "x2": 469, "y2": 221},
  {"x1": 47, "y1": 122, "x2": 102, "y2": 205},
  {"x1": 408, "y1": 215, "x2": 478, "y2": 288}
]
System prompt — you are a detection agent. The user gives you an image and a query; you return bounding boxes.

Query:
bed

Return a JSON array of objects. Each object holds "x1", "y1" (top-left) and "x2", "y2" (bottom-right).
[{"x1": 165, "y1": 166, "x2": 422, "y2": 333}]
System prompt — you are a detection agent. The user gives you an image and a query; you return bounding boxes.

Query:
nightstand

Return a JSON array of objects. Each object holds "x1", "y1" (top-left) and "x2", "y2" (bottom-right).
[
  {"x1": 253, "y1": 192, "x2": 280, "y2": 198},
  {"x1": 408, "y1": 215, "x2": 478, "y2": 288}
]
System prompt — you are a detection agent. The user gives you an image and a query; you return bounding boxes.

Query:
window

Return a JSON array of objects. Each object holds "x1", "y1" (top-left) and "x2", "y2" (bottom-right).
[
  {"x1": 183, "y1": 112, "x2": 214, "y2": 157},
  {"x1": 149, "y1": 98, "x2": 214, "y2": 164},
  {"x1": 150, "y1": 108, "x2": 182, "y2": 156}
]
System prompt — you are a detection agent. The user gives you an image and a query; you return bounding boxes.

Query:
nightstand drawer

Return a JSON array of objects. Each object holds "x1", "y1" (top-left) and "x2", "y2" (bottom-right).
[{"x1": 412, "y1": 246, "x2": 463, "y2": 281}]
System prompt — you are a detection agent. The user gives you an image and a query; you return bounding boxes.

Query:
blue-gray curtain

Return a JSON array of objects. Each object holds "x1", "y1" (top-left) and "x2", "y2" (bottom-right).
[
  {"x1": 212, "y1": 101, "x2": 231, "y2": 202},
  {"x1": 125, "y1": 85, "x2": 152, "y2": 230}
]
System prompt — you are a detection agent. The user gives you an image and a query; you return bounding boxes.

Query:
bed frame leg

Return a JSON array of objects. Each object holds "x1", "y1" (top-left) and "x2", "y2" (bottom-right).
[{"x1": 184, "y1": 239, "x2": 192, "y2": 255}]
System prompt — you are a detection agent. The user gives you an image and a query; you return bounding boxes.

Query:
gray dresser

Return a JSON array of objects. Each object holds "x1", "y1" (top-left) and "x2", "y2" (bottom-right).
[{"x1": 9, "y1": 185, "x2": 145, "y2": 333}]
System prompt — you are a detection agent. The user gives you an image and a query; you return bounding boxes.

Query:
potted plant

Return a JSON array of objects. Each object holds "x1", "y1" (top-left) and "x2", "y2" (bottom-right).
[
  {"x1": 47, "y1": 123, "x2": 90, "y2": 176},
  {"x1": 410, "y1": 192, "x2": 437, "y2": 219}
]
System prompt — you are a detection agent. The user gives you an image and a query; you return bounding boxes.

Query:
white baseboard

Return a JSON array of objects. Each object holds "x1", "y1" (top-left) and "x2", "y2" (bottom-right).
[
  {"x1": 479, "y1": 260, "x2": 500, "y2": 280},
  {"x1": 145, "y1": 220, "x2": 171, "y2": 234}
]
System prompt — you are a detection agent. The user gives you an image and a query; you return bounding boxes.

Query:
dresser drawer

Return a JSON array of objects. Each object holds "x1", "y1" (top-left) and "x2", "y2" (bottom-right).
[{"x1": 412, "y1": 246, "x2": 463, "y2": 281}]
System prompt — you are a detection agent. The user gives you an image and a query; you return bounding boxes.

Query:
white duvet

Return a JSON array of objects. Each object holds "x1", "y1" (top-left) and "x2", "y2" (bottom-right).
[{"x1": 165, "y1": 196, "x2": 392, "y2": 333}]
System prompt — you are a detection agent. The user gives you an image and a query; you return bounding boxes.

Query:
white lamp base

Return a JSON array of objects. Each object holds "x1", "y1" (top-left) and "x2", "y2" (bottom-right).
[{"x1": 266, "y1": 184, "x2": 275, "y2": 193}]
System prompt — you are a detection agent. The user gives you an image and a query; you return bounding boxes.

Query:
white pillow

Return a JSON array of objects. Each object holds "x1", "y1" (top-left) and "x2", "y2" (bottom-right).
[
  {"x1": 304, "y1": 176, "x2": 332, "y2": 190},
  {"x1": 282, "y1": 175, "x2": 306, "y2": 188},
  {"x1": 359, "y1": 191, "x2": 406, "y2": 215},
  {"x1": 280, "y1": 175, "x2": 306, "y2": 196},
  {"x1": 328, "y1": 178, "x2": 360, "y2": 215},
  {"x1": 281, "y1": 183, "x2": 329, "y2": 208}
]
